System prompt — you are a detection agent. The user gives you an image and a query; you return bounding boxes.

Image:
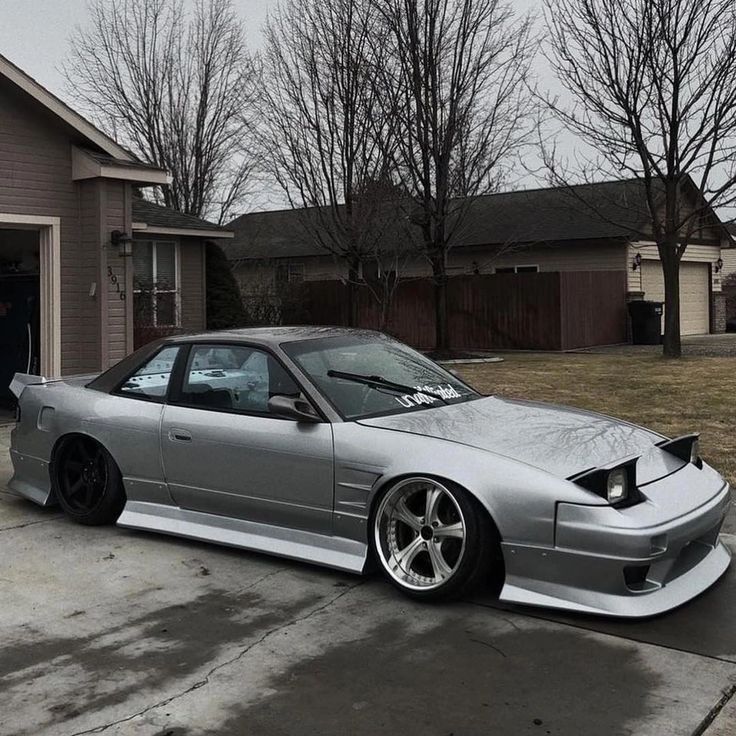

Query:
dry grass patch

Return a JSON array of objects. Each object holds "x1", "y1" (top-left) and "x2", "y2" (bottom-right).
[{"x1": 456, "y1": 353, "x2": 735, "y2": 486}]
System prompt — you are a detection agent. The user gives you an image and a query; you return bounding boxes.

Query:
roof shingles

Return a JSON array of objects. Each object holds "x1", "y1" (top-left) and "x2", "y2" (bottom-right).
[
  {"x1": 133, "y1": 198, "x2": 228, "y2": 233},
  {"x1": 224, "y1": 179, "x2": 656, "y2": 261}
]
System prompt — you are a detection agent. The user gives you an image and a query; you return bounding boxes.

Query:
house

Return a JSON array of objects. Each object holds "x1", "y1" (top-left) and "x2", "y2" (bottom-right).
[
  {"x1": 226, "y1": 178, "x2": 734, "y2": 343},
  {"x1": 0, "y1": 53, "x2": 232, "y2": 408}
]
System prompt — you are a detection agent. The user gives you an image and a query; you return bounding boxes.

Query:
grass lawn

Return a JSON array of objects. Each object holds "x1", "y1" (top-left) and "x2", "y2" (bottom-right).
[{"x1": 455, "y1": 353, "x2": 735, "y2": 487}]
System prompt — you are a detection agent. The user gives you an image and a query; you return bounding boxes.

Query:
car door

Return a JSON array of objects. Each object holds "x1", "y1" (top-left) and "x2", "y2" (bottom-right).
[{"x1": 160, "y1": 342, "x2": 335, "y2": 535}]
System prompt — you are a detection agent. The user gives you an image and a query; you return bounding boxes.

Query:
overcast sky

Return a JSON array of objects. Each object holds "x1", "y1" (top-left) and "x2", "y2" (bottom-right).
[
  {"x1": 0, "y1": 0, "x2": 564, "y2": 207},
  {"x1": 0, "y1": 0, "x2": 545, "y2": 102},
  {"x1": 0, "y1": 0, "x2": 276, "y2": 90}
]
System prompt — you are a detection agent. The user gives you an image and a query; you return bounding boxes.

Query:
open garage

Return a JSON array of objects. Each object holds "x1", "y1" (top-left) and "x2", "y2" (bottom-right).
[{"x1": 0, "y1": 228, "x2": 40, "y2": 415}]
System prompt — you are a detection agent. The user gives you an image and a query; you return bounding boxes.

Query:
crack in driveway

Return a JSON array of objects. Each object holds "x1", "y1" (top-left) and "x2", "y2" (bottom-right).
[
  {"x1": 68, "y1": 579, "x2": 366, "y2": 736},
  {"x1": 0, "y1": 516, "x2": 64, "y2": 533}
]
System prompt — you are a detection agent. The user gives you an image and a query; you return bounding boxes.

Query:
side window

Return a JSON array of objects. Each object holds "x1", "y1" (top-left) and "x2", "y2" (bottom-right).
[
  {"x1": 178, "y1": 344, "x2": 301, "y2": 414},
  {"x1": 118, "y1": 346, "x2": 180, "y2": 402}
]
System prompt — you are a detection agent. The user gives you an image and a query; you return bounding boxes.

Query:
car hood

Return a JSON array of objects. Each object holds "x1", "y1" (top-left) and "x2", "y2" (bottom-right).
[{"x1": 357, "y1": 396, "x2": 681, "y2": 483}]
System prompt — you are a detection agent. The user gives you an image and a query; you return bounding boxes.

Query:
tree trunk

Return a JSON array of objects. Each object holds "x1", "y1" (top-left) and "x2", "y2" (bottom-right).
[
  {"x1": 660, "y1": 246, "x2": 682, "y2": 358},
  {"x1": 431, "y1": 252, "x2": 450, "y2": 355},
  {"x1": 379, "y1": 293, "x2": 390, "y2": 332}
]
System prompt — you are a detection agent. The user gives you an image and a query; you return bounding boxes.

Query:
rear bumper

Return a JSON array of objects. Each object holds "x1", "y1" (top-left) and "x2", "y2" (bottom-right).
[{"x1": 500, "y1": 478, "x2": 732, "y2": 618}]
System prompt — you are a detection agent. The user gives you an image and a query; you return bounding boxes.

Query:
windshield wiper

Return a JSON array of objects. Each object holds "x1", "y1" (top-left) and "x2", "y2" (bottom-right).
[{"x1": 326, "y1": 369, "x2": 450, "y2": 405}]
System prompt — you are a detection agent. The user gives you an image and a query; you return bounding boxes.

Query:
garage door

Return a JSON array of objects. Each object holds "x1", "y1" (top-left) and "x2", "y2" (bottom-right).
[{"x1": 641, "y1": 260, "x2": 710, "y2": 336}]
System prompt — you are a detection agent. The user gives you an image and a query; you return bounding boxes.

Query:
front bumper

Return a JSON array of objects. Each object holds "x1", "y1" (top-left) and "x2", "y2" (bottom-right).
[{"x1": 500, "y1": 466, "x2": 732, "y2": 618}]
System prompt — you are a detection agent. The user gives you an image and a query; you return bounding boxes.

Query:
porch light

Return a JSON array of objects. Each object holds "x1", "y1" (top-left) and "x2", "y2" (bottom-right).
[
  {"x1": 632, "y1": 253, "x2": 642, "y2": 271},
  {"x1": 111, "y1": 230, "x2": 134, "y2": 257},
  {"x1": 715, "y1": 257, "x2": 724, "y2": 273}
]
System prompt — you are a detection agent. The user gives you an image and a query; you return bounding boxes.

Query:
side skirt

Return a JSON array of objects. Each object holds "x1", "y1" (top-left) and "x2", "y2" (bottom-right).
[{"x1": 117, "y1": 501, "x2": 369, "y2": 574}]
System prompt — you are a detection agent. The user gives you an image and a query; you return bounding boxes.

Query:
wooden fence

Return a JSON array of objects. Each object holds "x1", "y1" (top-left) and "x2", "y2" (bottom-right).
[{"x1": 289, "y1": 271, "x2": 628, "y2": 351}]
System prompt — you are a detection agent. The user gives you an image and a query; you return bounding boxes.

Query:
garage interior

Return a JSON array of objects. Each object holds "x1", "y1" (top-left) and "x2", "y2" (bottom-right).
[{"x1": 0, "y1": 227, "x2": 40, "y2": 421}]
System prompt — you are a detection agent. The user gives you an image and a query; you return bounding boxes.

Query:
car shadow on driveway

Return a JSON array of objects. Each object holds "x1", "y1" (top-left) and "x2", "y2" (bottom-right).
[
  {"x1": 210, "y1": 618, "x2": 660, "y2": 736},
  {"x1": 468, "y1": 536, "x2": 736, "y2": 665}
]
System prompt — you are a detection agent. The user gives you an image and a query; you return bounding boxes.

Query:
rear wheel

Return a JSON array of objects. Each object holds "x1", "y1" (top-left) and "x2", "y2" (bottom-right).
[
  {"x1": 54, "y1": 436, "x2": 125, "y2": 525},
  {"x1": 372, "y1": 477, "x2": 496, "y2": 600}
]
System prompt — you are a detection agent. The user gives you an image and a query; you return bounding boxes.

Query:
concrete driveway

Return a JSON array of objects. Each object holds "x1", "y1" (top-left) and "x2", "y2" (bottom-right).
[{"x1": 1, "y1": 424, "x2": 735, "y2": 736}]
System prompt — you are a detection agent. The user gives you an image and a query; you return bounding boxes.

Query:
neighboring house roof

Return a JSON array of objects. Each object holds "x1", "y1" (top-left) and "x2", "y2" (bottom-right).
[
  {"x1": 132, "y1": 198, "x2": 234, "y2": 239},
  {"x1": 456, "y1": 178, "x2": 651, "y2": 246},
  {"x1": 226, "y1": 208, "x2": 328, "y2": 260},
  {"x1": 0, "y1": 52, "x2": 167, "y2": 182},
  {"x1": 226, "y1": 178, "x2": 730, "y2": 262}
]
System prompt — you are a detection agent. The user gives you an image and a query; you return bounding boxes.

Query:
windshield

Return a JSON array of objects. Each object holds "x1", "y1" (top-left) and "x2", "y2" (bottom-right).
[{"x1": 282, "y1": 334, "x2": 479, "y2": 419}]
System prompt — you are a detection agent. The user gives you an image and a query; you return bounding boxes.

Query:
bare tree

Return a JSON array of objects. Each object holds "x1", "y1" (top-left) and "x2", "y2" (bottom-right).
[
  {"x1": 259, "y1": 0, "x2": 411, "y2": 326},
  {"x1": 545, "y1": 0, "x2": 736, "y2": 357},
  {"x1": 379, "y1": 0, "x2": 535, "y2": 354},
  {"x1": 63, "y1": 0, "x2": 257, "y2": 224}
]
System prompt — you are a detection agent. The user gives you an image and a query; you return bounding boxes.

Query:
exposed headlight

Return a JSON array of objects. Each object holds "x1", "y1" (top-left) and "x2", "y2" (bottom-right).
[
  {"x1": 607, "y1": 467, "x2": 628, "y2": 503},
  {"x1": 569, "y1": 458, "x2": 639, "y2": 506}
]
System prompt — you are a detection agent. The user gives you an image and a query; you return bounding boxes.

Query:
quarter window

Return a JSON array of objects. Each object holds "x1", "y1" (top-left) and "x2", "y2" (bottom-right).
[
  {"x1": 118, "y1": 346, "x2": 180, "y2": 402},
  {"x1": 177, "y1": 345, "x2": 301, "y2": 415},
  {"x1": 133, "y1": 240, "x2": 179, "y2": 327}
]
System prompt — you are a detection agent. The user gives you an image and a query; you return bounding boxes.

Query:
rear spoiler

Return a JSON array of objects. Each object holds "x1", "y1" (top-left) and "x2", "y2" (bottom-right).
[{"x1": 9, "y1": 373, "x2": 51, "y2": 400}]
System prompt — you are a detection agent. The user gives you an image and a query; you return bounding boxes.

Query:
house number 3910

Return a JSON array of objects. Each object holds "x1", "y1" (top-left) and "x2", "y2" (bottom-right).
[{"x1": 107, "y1": 266, "x2": 126, "y2": 300}]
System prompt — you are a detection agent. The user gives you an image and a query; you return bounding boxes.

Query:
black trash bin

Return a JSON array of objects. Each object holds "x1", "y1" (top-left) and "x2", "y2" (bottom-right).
[{"x1": 628, "y1": 300, "x2": 663, "y2": 345}]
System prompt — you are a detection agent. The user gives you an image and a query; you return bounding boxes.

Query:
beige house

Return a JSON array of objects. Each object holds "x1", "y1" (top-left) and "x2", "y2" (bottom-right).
[
  {"x1": 0, "y1": 53, "x2": 231, "y2": 408},
  {"x1": 226, "y1": 179, "x2": 734, "y2": 341}
]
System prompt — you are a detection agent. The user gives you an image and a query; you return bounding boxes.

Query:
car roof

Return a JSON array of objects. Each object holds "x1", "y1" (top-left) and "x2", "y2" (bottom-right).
[
  {"x1": 163, "y1": 326, "x2": 385, "y2": 347},
  {"x1": 86, "y1": 326, "x2": 389, "y2": 395}
]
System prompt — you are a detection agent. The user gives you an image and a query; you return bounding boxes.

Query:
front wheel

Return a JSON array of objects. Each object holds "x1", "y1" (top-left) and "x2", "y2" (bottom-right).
[
  {"x1": 372, "y1": 477, "x2": 495, "y2": 600},
  {"x1": 53, "y1": 435, "x2": 126, "y2": 525}
]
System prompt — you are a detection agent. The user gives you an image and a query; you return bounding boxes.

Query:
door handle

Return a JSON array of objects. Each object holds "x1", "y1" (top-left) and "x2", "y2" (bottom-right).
[{"x1": 169, "y1": 428, "x2": 192, "y2": 443}]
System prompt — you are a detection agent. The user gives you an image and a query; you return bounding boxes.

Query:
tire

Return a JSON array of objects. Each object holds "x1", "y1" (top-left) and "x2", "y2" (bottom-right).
[
  {"x1": 52, "y1": 435, "x2": 126, "y2": 526},
  {"x1": 371, "y1": 476, "x2": 500, "y2": 601}
]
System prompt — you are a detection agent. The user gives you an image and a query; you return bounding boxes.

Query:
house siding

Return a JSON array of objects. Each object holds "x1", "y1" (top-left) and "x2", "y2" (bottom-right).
[
  {"x1": 627, "y1": 242, "x2": 723, "y2": 293},
  {"x1": 0, "y1": 77, "x2": 102, "y2": 374},
  {"x1": 446, "y1": 240, "x2": 628, "y2": 276},
  {"x1": 721, "y1": 248, "x2": 736, "y2": 279},
  {"x1": 232, "y1": 240, "x2": 629, "y2": 287}
]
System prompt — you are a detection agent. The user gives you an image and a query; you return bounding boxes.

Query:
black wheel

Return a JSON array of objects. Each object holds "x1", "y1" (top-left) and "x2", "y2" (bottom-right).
[
  {"x1": 53, "y1": 435, "x2": 125, "y2": 525},
  {"x1": 371, "y1": 477, "x2": 500, "y2": 601}
]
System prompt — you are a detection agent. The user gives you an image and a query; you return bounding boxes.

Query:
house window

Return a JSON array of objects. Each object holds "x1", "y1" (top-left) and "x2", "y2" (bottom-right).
[
  {"x1": 275, "y1": 262, "x2": 305, "y2": 285},
  {"x1": 133, "y1": 240, "x2": 179, "y2": 327},
  {"x1": 494, "y1": 265, "x2": 540, "y2": 274}
]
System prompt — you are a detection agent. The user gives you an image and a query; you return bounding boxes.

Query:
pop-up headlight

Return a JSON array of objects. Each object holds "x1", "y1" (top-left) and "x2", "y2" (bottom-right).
[
  {"x1": 656, "y1": 434, "x2": 702, "y2": 469},
  {"x1": 569, "y1": 457, "x2": 640, "y2": 507}
]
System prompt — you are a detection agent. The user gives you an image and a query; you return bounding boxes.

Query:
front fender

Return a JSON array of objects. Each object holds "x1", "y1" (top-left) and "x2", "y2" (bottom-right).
[{"x1": 331, "y1": 422, "x2": 605, "y2": 546}]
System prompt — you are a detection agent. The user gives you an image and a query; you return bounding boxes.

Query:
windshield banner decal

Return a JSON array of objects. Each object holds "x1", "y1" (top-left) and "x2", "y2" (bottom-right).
[{"x1": 395, "y1": 384, "x2": 462, "y2": 408}]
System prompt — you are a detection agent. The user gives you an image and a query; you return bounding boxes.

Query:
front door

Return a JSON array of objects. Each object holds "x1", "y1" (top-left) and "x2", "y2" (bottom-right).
[{"x1": 161, "y1": 343, "x2": 335, "y2": 534}]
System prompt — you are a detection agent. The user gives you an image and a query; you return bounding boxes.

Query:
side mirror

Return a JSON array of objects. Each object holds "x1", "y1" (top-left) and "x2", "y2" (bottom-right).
[{"x1": 267, "y1": 395, "x2": 321, "y2": 423}]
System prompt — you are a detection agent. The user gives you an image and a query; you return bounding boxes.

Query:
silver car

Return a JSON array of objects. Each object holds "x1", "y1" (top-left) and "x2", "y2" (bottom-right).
[{"x1": 8, "y1": 327, "x2": 731, "y2": 617}]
